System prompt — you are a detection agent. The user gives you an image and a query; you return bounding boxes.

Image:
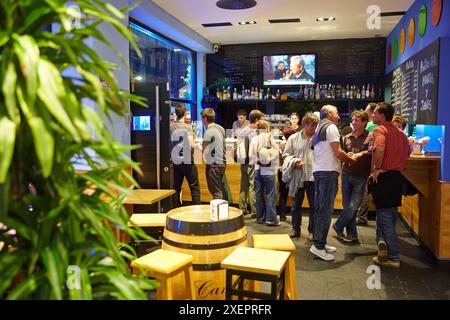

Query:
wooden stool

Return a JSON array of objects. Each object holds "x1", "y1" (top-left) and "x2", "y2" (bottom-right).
[
  {"x1": 221, "y1": 247, "x2": 290, "y2": 300},
  {"x1": 121, "y1": 213, "x2": 167, "y2": 245},
  {"x1": 131, "y1": 249, "x2": 195, "y2": 300},
  {"x1": 252, "y1": 234, "x2": 297, "y2": 300}
]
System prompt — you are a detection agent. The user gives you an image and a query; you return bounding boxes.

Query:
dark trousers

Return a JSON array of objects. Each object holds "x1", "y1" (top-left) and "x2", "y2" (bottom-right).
[
  {"x1": 206, "y1": 164, "x2": 226, "y2": 199},
  {"x1": 277, "y1": 169, "x2": 289, "y2": 219},
  {"x1": 173, "y1": 164, "x2": 201, "y2": 207},
  {"x1": 291, "y1": 181, "x2": 315, "y2": 233}
]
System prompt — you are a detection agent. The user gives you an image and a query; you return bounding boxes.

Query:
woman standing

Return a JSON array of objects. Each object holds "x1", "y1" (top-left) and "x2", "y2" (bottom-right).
[
  {"x1": 278, "y1": 113, "x2": 301, "y2": 221},
  {"x1": 249, "y1": 120, "x2": 280, "y2": 226}
]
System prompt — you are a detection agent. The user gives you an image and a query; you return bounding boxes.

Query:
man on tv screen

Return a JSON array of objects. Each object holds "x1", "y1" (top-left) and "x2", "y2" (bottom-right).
[
  {"x1": 285, "y1": 55, "x2": 314, "y2": 82},
  {"x1": 274, "y1": 61, "x2": 287, "y2": 80}
]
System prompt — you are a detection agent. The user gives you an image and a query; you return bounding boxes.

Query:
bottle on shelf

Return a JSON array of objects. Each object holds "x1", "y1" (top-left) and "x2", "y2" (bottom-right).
[
  {"x1": 276, "y1": 89, "x2": 280, "y2": 100},
  {"x1": 266, "y1": 88, "x2": 271, "y2": 100},
  {"x1": 303, "y1": 85, "x2": 309, "y2": 100},
  {"x1": 366, "y1": 84, "x2": 370, "y2": 99},
  {"x1": 370, "y1": 85, "x2": 375, "y2": 99},
  {"x1": 223, "y1": 87, "x2": 228, "y2": 100},
  {"x1": 227, "y1": 86, "x2": 231, "y2": 100},
  {"x1": 357, "y1": 86, "x2": 361, "y2": 99},
  {"x1": 361, "y1": 85, "x2": 366, "y2": 99},
  {"x1": 315, "y1": 83, "x2": 320, "y2": 100},
  {"x1": 259, "y1": 88, "x2": 263, "y2": 100},
  {"x1": 233, "y1": 87, "x2": 238, "y2": 100}
]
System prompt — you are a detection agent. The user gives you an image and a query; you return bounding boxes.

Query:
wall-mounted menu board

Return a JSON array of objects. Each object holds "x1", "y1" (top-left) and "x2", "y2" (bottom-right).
[
  {"x1": 207, "y1": 38, "x2": 385, "y2": 89},
  {"x1": 391, "y1": 39, "x2": 439, "y2": 124}
]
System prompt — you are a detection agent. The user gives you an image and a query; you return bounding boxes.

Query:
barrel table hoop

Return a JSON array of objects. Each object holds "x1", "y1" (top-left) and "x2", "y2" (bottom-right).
[{"x1": 162, "y1": 205, "x2": 248, "y2": 300}]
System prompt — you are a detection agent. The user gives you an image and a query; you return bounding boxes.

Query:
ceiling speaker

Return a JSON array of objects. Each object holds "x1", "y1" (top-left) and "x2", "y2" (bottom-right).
[{"x1": 216, "y1": 0, "x2": 257, "y2": 10}]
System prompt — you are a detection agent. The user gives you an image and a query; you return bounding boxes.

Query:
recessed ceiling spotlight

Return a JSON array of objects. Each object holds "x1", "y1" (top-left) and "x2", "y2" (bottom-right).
[
  {"x1": 238, "y1": 21, "x2": 257, "y2": 25},
  {"x1": 316, "y1": 17, "x2": 336, "y2": 22}
]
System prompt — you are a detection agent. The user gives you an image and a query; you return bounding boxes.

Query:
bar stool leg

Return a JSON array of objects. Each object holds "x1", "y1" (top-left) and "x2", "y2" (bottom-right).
[
  {"x1": 286, "y1": 254, "x2": 297, "y2": 300},
  {"x1": 184, "y1": 264, "x2": 196, "y2": 300}
]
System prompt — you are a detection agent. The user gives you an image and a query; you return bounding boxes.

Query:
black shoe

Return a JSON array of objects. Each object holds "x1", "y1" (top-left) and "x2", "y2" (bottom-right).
[
  {"x1": 289, "y1": 230, "x2": 300, "y2": 238},
  {"x1": 265, "y1": 221, "x2": 281, "y2": 227},
  {"x1": 356, "y1": 220, "x2": 368, "y2": 226},
  {"x1": 343, "y1": 236, "x2": 360, "y2": 244},
  {"x1": 280, "y1": 216, "x2": 287, "y2": 221},
  {"x1": 332, "y1": 224, "x2": 345, "y2": 240}
]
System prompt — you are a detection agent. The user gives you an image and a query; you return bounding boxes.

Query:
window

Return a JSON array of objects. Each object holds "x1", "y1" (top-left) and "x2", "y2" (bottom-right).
[{"x1": 130, "y1": 21, "x2": 195, "y2": 102}]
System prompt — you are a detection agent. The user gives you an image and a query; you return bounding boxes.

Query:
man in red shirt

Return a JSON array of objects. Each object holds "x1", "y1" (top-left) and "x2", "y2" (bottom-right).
[{"x1": 370, "y1": 102, "x2": 409, "y2": 268}]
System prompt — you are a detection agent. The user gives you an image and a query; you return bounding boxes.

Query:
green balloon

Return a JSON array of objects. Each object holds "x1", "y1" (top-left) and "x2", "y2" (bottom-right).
[
  {"x1": 393, "y1": 38, "x2": 399, "y2": 61},
  {"x1": 419, "y1": 4, "x2": 427, "y2": 37}
]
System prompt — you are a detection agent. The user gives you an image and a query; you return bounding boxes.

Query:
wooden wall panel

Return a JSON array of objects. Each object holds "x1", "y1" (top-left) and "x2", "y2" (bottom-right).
[{"x1": 439, "y1": 182, "x2": 450, "y2": 258}]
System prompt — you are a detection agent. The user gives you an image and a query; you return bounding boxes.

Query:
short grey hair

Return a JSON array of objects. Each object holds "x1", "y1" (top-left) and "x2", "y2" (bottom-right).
[{"x1": 320, "y1": 105, "x2": 338, "y2": 120}]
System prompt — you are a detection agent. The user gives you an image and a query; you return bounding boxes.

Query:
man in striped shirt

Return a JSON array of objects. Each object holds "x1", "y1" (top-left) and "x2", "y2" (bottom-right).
[{"x1": 370, "y1": 102, "x2": 410, "y2": 268}]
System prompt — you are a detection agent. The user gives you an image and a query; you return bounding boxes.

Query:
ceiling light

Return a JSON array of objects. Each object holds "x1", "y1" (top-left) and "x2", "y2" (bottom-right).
[
  {"x1": 134, "y1": 76, "x2": 143, "y2": 81},
  {"x1": 216, "y1": 0, "x2": 257, "y2": 10},
  {"x1": 174, "y1": 48, "x2": 182, "y2": 52},
  {"x1": 238, "y1": 21, "x2": 257, "y2": 25},
  {"x1": 316, "y1": 17, "x2": 336, "y2": 22}
]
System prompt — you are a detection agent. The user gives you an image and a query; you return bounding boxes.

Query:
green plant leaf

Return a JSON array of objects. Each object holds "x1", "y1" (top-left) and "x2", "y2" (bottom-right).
[
  {"x1": 1, "y1": 61, "x2": 19, "y2": 122},
  {"x1": 37, "y1": 58, "x2": 80, "y2": 142},
  {"x1": 0, "y1": 252, "x2": 26, "y2": 296},
  {"x1": 7, "y1": 271, "x2": 44, "y2": 300},
  {"x1": 12, "y1": 34, "x2": 39, "y2": 109},
  {"x1": 41, "y1": 246, "x2": 64, "y2": 300},
  {"x1": 0, "y1": 117, "x2": 16, "y2": 183},
  {"x1": 28, "y1": 117, "x2": 54, "y2": 177}
]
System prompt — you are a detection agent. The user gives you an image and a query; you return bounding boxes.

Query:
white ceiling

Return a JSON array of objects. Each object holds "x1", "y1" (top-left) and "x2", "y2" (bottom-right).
[{"x1": 151, "y1": 0, "x2": 415, "y2": 45}]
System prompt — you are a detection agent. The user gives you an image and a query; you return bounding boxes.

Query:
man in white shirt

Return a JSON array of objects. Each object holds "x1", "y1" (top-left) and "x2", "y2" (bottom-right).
[{"x1": 310, "y1": 105, "x2": 356, "y2": 261}]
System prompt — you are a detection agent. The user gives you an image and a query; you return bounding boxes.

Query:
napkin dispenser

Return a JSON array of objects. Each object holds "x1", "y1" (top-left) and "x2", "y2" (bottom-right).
[{"x1": 210, "y1": 199, "x2": 229, "y2": 221}]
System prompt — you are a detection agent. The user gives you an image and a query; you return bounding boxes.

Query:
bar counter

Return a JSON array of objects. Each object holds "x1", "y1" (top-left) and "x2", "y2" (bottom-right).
[{"x1": 399, "y1": 155, "x2": 450, "y2": 260}]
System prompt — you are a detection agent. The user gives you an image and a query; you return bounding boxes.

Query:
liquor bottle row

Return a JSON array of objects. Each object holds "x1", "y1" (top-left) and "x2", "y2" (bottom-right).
[{"x1": 216, "y1": 84, "x2": 382, "y2": 101}]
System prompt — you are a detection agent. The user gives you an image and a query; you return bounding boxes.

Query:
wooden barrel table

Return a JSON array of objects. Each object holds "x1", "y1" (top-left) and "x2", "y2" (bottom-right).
[{"x1": 162, "y1": 205, "x2": 248, "y2": 300}]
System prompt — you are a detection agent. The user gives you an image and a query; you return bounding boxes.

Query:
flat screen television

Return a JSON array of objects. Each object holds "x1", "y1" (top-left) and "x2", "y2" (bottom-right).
[
  {"x1": 132, "y1": 116, "x2": 151, "y2": 131},
  {"x1": 263, "y1": 54, "x2": 316, "y2": 86}
]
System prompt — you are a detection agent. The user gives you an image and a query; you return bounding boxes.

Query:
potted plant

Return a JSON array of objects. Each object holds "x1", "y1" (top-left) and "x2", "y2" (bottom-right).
[{"x1": 0, "y1": 0, "x2": 156, "y2": 299}]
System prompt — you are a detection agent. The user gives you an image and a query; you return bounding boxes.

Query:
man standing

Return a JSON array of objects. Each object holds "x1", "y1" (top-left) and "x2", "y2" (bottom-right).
[
  {"x1": 236, "y1": 110, "x2": 262, "y2": 216},
  {"x1": 232, "y1": 109, "x2": 250, "y2": 134},
  {"x1": 356, "y1": 102, "x2": 378, "y2": 226},
  {"x1": 370, "y1": 102, "x2": 409, "y2": 268},
  {"x1": 283, "y1": 113, "x2": 319, "y2": 239},
  {"x1": 333, "y1": 111, "x2": 371, "y2": 243},
  {"x1": 310, "y1": 105, "x2": 356, "y2": 261},
  {"x1": 170, "y1": 105, "x2": 201, "y2": 207},
  {"x1": 202, "y1": 108, "x2": 227, "y2": 200}
]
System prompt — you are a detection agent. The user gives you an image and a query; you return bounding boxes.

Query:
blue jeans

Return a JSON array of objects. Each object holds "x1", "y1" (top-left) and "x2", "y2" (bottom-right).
[
  {"x1": 254, "y1": 170, "x2": 277, "y2": 224},
  {"x1": 313, "y1": 171, "x2": 339, "y2": 250},
  {"x1": 335, "y1": 174, "x2": 367, "y2": 238},
  {"x1": 291, "y1": 182, "x2": 315, "y2": 233},
  {"x1": 376, "y1": 207, "x2": 400, "y2": 262}
]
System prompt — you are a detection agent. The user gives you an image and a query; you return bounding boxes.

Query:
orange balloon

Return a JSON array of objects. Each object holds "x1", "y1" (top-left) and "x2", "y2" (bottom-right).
[
  {"x1": 432, "y1": 0, "x2": 443, "y2": 26},
  {"x1": 408, "y1": 18, "x2": 415, "y2": 47},
  {"x1": 400, "y1": 28, "x2": 406, "y2": 54}
]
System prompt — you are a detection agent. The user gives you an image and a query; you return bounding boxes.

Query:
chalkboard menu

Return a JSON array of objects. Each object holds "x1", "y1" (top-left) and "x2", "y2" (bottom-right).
[
  {"x1": 391, "y1": 39, "x2": 439, "y2": 124},
  {"x1": 207, "y1": 38, "x2": 385, "y2": 89}
]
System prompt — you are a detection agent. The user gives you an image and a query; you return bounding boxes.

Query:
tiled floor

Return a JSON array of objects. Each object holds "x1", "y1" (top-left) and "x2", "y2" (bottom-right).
[{"x1": 244, "y1": 214, "x2": 450, "y2": 300}]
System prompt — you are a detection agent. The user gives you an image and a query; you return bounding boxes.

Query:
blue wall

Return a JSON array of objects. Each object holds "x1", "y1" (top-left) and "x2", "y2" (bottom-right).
[{"x1": 386, "y1": 0, "x2": 450, "y2": 181}]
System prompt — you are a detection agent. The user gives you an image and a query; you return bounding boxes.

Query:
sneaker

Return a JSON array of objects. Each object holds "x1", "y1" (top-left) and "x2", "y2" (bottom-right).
[
  {"x1": 289, "y1": 229, "x2": 300, "y2": 238},
  {"x1": 343, "y1": 236, "x2": 360, "y2": 244},
  {"x1": 307, "y1": 233, "x2": 313, "y2": 242},
  {"x1": 310, "y1": 245, "x2": 335, "y2": 261},
  {"x1": 377, "y1": 240, "x2": 388, "y2": 261},
  {"x1": 325, "y1": 245, "x2": 337, "y2": 253},
  {"x1": 332, "y1": 224, "x2": 345, "y2": 240},
  {"x1": 372, "y1": 256, "x2": 400, "y2": 268},
  {"x1": 265, "y1": 221, "x2": 281, "y2": 227}
]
